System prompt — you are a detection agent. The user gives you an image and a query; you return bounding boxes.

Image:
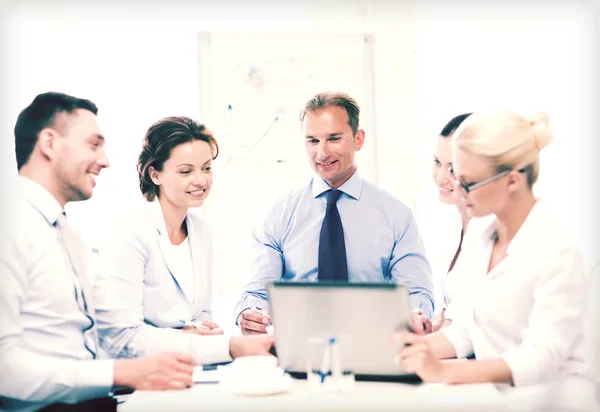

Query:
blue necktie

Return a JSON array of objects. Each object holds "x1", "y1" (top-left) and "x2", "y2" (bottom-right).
[{"x1": 318, "y1": 190, "x2": 348, "y2": 281}]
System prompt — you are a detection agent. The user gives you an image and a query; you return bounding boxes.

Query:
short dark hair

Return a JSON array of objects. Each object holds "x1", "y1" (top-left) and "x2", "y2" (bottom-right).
[
  {"x1": 439, "y1": 113, "x2": 472, "y2": 138},
  {"x1": 14, "y1": 92, "x2": 98, "y2": 170},
  {"x1": 299, "y1": 92, "x2": 360, "y2": 135},
  {"x1": 137, "y1": 116, "x2": 219, "y2": 201}
]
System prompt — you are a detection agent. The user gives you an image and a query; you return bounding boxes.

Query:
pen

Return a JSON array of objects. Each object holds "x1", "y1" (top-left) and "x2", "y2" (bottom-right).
[{"x1": 247, "y1": 303, "x2": 272, "y2": 326}]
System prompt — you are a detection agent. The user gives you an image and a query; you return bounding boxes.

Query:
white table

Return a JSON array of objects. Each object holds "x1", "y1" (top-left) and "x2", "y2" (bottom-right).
[{"x1": 120, "y1": 379, "x2": 508, "y2": 411}]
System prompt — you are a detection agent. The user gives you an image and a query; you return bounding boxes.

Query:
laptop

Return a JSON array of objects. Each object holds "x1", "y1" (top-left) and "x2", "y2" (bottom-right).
[{"x1": 267, "y1": 281, "x2": 418, "y2": 381}]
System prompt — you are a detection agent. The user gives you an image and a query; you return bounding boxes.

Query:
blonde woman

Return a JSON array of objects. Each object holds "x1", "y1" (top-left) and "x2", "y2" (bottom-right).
[{"x1": 395, "y1": 111, "x2": 597, "y2": 411}]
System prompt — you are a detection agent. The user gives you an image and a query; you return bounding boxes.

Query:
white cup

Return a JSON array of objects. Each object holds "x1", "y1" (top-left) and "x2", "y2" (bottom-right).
[
  {"x1": 222, "y1": 355, "x2": 282, "y2": 389},
  {"x1": 232, "y1": 355, "x2": 278, "y2": 371}
]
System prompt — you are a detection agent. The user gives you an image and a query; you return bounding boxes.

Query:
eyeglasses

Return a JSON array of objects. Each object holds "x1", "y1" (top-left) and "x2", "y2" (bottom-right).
[{"x1": 448, "y1": 166, "x2": 519, "y2": 194}]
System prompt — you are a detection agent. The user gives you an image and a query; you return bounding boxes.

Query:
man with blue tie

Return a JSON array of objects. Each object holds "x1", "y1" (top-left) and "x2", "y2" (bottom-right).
[{"x1": 236, "y1": 91, "x2": 433, "y2": 335}]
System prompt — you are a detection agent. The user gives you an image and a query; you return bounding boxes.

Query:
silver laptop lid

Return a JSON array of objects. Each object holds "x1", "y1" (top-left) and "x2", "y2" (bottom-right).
[{"x1": 267, "y1": 281, "x2": 413, "y2": 378}]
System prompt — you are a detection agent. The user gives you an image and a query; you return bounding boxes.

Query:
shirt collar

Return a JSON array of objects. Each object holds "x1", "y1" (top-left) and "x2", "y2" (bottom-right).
[
  {"x1": 17, "y1": 176, "x2": 64, "y2": 226},
  {"x1": 148, "y1": 198, "x2": 169, "y2": 236},
  {"x1": 478, "y1": 198, "x2": 546, "y2": 256},
  {"x1": 505, "y1": 198, "x2": 545, "y2": 257},
  {"x1": 311, "y1": 168, "x2": 363, "y2": 200}
]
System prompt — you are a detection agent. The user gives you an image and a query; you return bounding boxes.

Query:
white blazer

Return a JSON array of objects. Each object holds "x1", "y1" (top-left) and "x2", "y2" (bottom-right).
[{"x1": 101, "y1": 199, "x2": 214, "y2": 329}]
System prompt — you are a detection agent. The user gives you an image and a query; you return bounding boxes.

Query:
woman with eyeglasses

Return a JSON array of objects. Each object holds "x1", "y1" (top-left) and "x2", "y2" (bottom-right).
[
  {"x1": 413, "y1": 113, "x2": 474, "y2": 335},
  {"x1": 394, "y1": 111, "x2": 597, "y2": 411}
]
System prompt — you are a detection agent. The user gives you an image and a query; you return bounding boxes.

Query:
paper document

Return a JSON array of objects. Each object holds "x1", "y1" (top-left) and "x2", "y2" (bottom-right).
[{"x1": 193, "y1": 366, "x2": 222, "y2": 383}]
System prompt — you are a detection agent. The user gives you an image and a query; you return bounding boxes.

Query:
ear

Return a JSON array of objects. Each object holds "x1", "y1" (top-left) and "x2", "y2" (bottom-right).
[
  {"x1": 506, "y1": 170, "x2": 523, "y2": 195},
  {"x1": 148, "y1": 166, "x2": 160, "y2": 186},
  {"x1": 354, "y1": 129, "x2": 365, "y2": 151},
  {"x1": 38, "y1": 128, "x2": 59, "y2": 161}
]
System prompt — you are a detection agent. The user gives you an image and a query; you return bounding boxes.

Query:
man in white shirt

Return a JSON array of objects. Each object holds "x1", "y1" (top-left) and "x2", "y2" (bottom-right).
[{"x1": 0, "y1": 92, "x2": 274, "y2": 412}]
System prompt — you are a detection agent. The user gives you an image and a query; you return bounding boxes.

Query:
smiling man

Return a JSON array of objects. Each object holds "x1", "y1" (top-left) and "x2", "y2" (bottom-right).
[
  {"x1": 0, "y1": 92, "x2": 275, "y2": 412},
  {"x1": 236, "y1": 91, "x2": 434, "y2": 335}
]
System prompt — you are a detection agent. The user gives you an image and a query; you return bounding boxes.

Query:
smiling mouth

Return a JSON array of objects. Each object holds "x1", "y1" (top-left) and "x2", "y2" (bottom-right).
[
  {"x1": 438, "y1": 186, "x2": 453, "y2": 193},
  {"x1": 87, "y1": 173, "x2": 98, "y2": 186},
  {"x1": 318, "y1": 160, "x2": 338, "y2": 167},
  {"x1": 187, "y1": 189, "x2": 207, "y2": 196}
]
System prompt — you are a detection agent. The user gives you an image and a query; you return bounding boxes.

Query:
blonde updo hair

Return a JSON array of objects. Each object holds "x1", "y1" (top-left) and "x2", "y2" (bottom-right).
[{"x1": 451, "y1": 110, "x2": 553, "y2": 188}]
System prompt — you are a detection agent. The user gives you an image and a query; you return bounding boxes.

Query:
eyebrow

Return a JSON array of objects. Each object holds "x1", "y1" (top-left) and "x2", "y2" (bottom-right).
[
  {"x1": 456, "y1": 174, "x2": 474, "y2": 183},
  {"x1": 176, "y1": 159, "x2": 212, "y2": 168},
  {"x1": 305, "y1": 132, "x2": 343, "y2": 139},
  {"x1": 90, "y1": 133, "x2": 104, "y2": 141}
]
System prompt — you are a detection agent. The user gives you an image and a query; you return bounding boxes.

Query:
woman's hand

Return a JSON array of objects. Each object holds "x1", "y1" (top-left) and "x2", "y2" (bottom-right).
[
  {"x1": 181, "y1": 320, "x2": 224, "y2": 335},
  {"x1": 392, "y1": 330, "x2": 447, "y2": 383}
]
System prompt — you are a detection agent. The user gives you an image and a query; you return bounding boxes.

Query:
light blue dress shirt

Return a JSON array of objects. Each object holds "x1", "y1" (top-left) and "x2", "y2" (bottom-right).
[{"x1": 235, "y1": 170, "x2": 434, "y2": 320}]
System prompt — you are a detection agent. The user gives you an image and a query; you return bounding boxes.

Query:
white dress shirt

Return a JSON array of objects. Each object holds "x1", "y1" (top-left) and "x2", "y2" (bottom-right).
[
  {"x1": 419, "y1": 205, "x2": 462, "y2": 314},
  {"x1": 0, "y1": 177, "x2": 231, "y2": 412},
  {"x1": 441, "y1": 199, "x2": 596, "y2": 408},
  {"x1": 442, "y1": 215, "x2": 495, "y2": 321},
  {"x1": 0, "y1": 178, "x2": 113, "y2": 412},
  {"x1": 167, "y1": 237, "x2": 194, "y2": 304},
  {"x1": 418, "y1": 203, "x2": 489, "y2": 319}
]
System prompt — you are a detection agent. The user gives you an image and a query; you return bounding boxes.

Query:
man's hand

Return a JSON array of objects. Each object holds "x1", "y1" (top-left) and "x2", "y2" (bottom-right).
[
  {"x1": 229, "y1": 335, "x2": 275, "y2": 358},
  {"x1": 181, "y1": 320, "x2": 224, "y2": 335},
  {"x1": 431, "y1": 309, "x2": 452, "y2": 332},
  {"x1": 114, "y1": 352, "x2": 195, "y2": 390},
  {"x1": 411, "y1": 308, "x2": 432, "y2": 335},
  {"x1": 238, "y1": 309, "x2": 271, "y2": 335}
]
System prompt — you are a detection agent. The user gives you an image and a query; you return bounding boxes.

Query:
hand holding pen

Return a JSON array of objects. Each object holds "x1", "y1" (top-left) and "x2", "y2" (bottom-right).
[{"x1": 238, "y1": 303, "x2": 272, "y2": 335}]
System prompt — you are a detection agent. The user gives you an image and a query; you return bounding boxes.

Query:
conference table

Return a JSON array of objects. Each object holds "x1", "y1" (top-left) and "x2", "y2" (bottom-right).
[{"x1": 119, "y1": 377, "x2": 510, "y2": 411}]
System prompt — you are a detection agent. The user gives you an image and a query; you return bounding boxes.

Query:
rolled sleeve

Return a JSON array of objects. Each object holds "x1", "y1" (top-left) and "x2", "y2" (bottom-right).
[
  {"x1": 441, "y1": 323, "x2": 473, "y2": 359},
  {"x1": 501, "y1": 351, "x2": 538, "y2": 387},
  {"x1": 191, "y1": 334, "x2": 233, "y2": 365}
]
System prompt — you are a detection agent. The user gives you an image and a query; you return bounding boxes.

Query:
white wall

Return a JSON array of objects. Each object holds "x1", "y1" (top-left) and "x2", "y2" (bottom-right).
[
  {"x1": 0, "y1": 0, "x2": 597, "y2": 294},
  {"x1": 415, "y1": 1, "x2": 598, "y2": 272}
]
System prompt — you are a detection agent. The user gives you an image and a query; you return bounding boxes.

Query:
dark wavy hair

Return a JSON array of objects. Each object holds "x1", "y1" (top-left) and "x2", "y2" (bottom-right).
[{"x1": 137, "y1": 116, "x2": 219, "y2": 201}]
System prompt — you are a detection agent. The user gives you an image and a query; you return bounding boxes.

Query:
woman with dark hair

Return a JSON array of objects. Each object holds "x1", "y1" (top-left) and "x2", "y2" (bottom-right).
[
  {"x1": 413, "y1": 113, "x2": 479, "y2": 334},
  {"x1": 102, "y1": 116, "x2": 223, "y2": 335}
]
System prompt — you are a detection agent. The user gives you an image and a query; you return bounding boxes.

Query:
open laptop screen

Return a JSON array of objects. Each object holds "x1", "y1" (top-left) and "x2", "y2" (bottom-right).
[{"x1": 267, "y1": 281, "x2": 414, "y2": 379}]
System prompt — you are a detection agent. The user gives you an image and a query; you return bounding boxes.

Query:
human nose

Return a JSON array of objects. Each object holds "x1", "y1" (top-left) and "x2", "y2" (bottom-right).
[
  {"x1": 193, "y1": 170, "x2": 208, "y2": 186},
  {"x1": 98, "y1": 149, "x2": 110, "y2": 168},
  {"x1": 317, "y1": 141, "x2": 330, "y2": 159}
]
